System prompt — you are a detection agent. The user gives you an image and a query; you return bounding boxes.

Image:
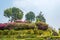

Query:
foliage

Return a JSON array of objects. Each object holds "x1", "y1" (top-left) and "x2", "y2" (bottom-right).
[
  {"x1": 12, "y1": 7, "x2": 23, "y2": 20},
  {"x1": 25, "y1": 11, "x2": 35, "y2": 22},
  {"x1": 4, "y1": 7, "x2": 23, "y2": 22},
  {"x1": 35, "y1": 21, "x2": 48, "y2": 30},
  {"x1": 36, "y1": 11, "x2": 46, "y2": 22},
  {"x1": 0, "y1": 30, "x2": 50, "y2": 35},
  {"x1": 4, "y1": 23, "x2": 35, "y2": 30},
  {"x1": 4, "y1": 8, "x2": 12, "y2": 18},
  {"x1": 5, "y1": 24, "x2": 15, "y2": 30},
  {"x1": 0, "y1": 23, "x2": 7, "y2": 30},
  {"x1": 14, "y1": 23, "x2": 35, "y2": 30},
  {"x1": 52, "y1": 29, "x2": 59, "y2": 36},
  {"x1": 3, "y1": 30, "x2": 9, "y2": 35},
  {"x1": 0, "y1": 30, "x2": 60, "y2": 40},
  {"x1": 26, "y1": 20, "x2": 31, "y2": 23}
]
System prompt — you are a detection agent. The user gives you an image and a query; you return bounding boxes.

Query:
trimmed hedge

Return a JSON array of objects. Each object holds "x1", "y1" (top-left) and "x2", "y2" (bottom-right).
[
  {"x1": 0, "y1": 23, "x2": 7, "y2": 30},
  {"x1": 5, "y1": 24, "x2": 15, "y2": 30},
  {"x1": 35, "y1": 22, "x2": 48, "y2": 30},
  {"x1": 0, "y1": 21, "x2": 48, "y2": 30},
  {"x1": 5, "y1": 23, "x2": 35, "y2": 30},
  {"x1": 14, "y1": 23, "x2": 35, "y2": 30}
]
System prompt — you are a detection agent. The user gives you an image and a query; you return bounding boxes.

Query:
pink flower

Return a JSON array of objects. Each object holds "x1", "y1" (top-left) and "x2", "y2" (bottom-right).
[{"x1": 0, "y1": 23, "x2": 7, "y2": 27}]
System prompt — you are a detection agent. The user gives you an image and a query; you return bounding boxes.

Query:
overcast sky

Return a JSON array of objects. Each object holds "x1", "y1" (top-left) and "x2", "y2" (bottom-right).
[{"x1": 0, "y1": 0, "x2": 60, "y2": 30}]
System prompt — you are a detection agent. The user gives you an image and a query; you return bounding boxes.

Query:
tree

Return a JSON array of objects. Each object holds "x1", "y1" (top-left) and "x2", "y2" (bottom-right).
[
  {"x1": 25, "y1": 11, "x2": 35, "y2": 22},
  {"x1": 4, "y1": 7, "x2": 23, "y2": 22},
  {"x1": 4, "y1": 8, "x2": 12, "y2": 18},
  {"x1": 36, "y1": 11, "x2": 46, "y2": 22}
]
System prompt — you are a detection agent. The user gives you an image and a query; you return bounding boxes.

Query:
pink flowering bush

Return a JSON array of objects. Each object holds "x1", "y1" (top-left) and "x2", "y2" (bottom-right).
[
  {"x1": 4, "y1": 23, "x2": 35, "y2": 30},
  {"x1": 0, "y1": 23, "x2": 7, "y2": 30},
  {"x1": 5, "y1": 22, "x2": 16, "y2": 30}
]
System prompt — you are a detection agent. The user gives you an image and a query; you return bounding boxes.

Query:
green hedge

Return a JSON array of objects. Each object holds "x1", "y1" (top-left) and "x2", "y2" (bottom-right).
[
  {"x1": 5, "y1": 23, "x2": 36, "y2": 30},
  {"x1": 15, "y1": 23, "x2": 35, "y2": 30},
  {"x1": 0, "y1": 30, "x2": 60, "y2": 40}
]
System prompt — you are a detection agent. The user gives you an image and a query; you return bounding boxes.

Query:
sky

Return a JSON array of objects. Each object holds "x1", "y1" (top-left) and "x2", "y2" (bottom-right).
[{"x1": 0, "y1": 0, "x2": 60, "y2": 30}]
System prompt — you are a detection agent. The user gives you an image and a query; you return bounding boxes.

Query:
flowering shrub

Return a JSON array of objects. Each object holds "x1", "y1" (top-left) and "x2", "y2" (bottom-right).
[
  {"x1": 14, "y1": 23, "x2": 35, "y2": 30},
  {"x1": 35, "y1": 22, "x2": 48, "y2": 30},
  {"x1": 3, "y1": 23, "x2": 35, "y2": 30},
  {"x1": 5, "y1": 24, "x2": 15, "y2": 30},
  {"x1": 0, "y1": 21, "x2": 48, "y2": 30},
  {"x1": 0, "y1": 23, "x2": 7, "y2": 30}
]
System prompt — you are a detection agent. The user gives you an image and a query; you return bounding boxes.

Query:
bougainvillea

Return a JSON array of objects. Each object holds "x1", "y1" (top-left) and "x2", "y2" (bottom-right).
[{"x1": 0, "y1": 23, "x2": 7, "y2": 30}]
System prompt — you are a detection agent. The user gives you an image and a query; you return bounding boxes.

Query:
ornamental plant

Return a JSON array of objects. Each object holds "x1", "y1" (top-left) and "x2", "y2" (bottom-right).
[
  {"x1": 35, "y1": 21, "x2": 48, "y2": 30},
  {"x1": 0, "y1": 23, "x2": 7, "y2": 30}
]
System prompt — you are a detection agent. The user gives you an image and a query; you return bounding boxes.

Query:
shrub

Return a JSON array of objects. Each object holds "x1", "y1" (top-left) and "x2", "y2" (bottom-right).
[
  {"x1": 0, "y1": 23, "x2": 7, "y2": 30},
  {"x1": 52, "y1": 30, "x2": 58, "y2": 36},
  {"x1": 14, "y1": 23, "x2": 28, "y2": 30},
  {"x1": 26, "y1": 20, "x2": 31, "y2": 23},
  {"x1": 9, "y1": 30, "x2": 16, "y2": 35},
  {"x1": 0, "y1": 30, "x2": 3, "y2": 35},
  {"x1": 5, "y1": 24, "x2": 16, "y2": 30},
  {"x1": 35, "y1": 22, "x2": 48, "y2": 30},
  {"x1": 3, "y1": 30, "x2": 9, "y2": 35},
  {"x1": 14, "y1": 23, "x2": 35, "y2": 30},
  {"x1": 4, "y1": 23, "x2": 35, "y2": 30},
  {"x1": 28, "y1": 23, "x2": 35, "y2": 29}
]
